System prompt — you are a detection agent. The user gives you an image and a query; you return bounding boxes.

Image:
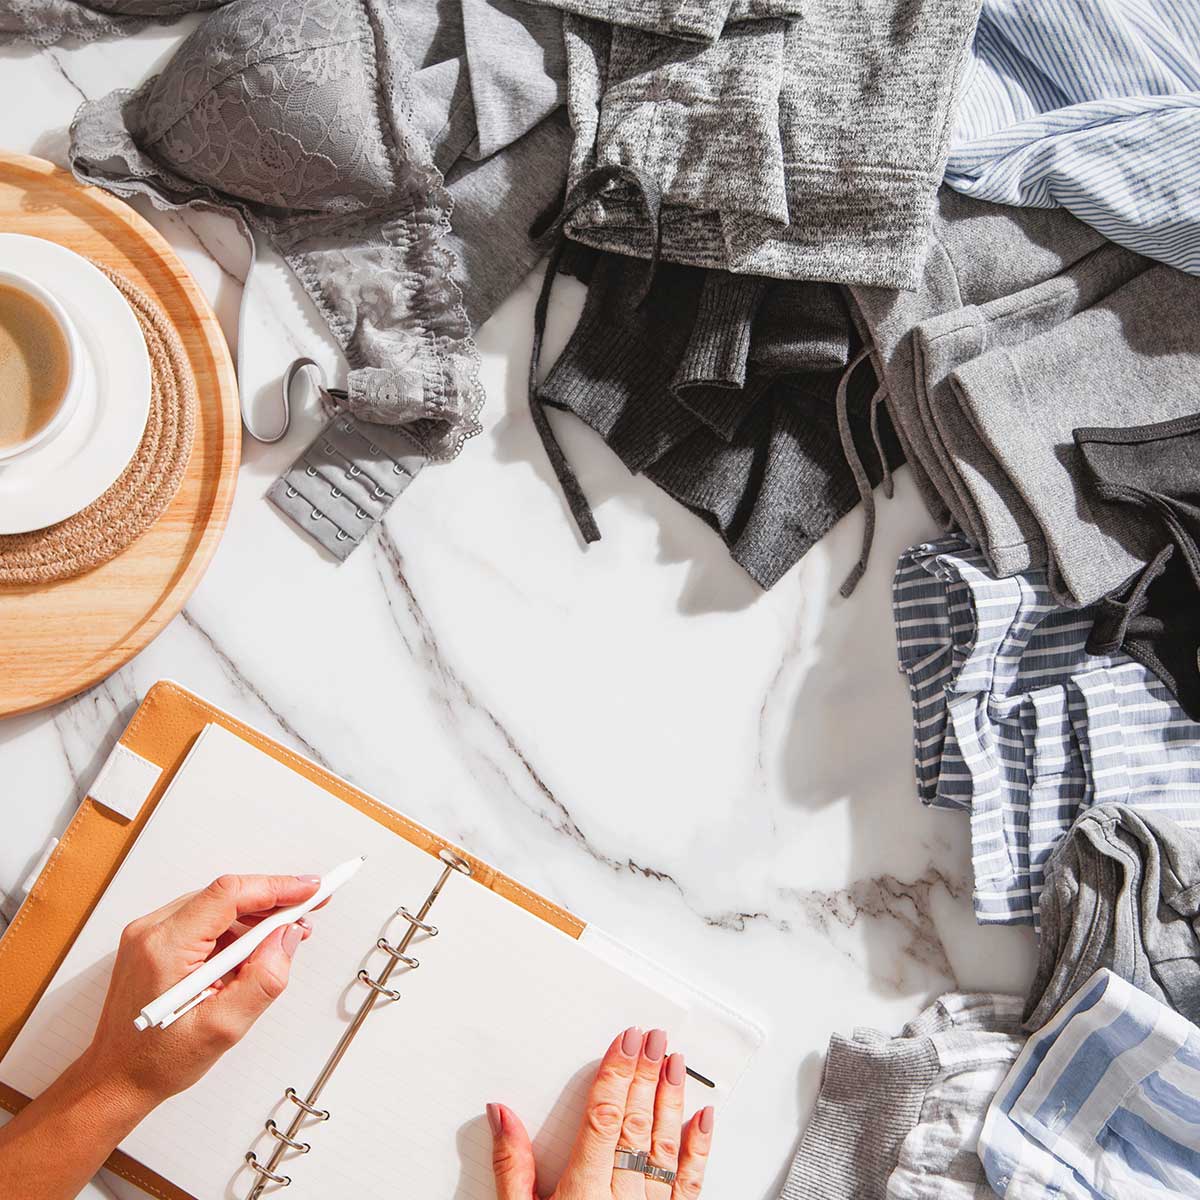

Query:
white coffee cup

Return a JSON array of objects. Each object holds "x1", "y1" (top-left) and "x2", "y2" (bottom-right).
[{"x1": 0, "y1": 267, "x2": 85, "y2": 464}]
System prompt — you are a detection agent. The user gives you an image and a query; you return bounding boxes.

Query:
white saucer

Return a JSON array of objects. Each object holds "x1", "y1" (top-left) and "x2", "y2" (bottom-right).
[{"x1": 0, "y1": 234, "x2": 151, "y2": 534}]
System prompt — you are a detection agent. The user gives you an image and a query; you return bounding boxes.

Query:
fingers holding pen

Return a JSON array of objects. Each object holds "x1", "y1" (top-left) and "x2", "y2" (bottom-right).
[{"x1": 162, "y1": 874, "x2": 323, "y2": 943}]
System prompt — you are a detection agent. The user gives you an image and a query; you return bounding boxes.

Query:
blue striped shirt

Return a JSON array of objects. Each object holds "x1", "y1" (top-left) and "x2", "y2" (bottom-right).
[
  {"x1": 894, "y1": 537, "x2": 1200, "y2": 926},
  {"x1": 981, "y1": 970, "x2": 1200, "y2": 1198},
  {"x1": 946, "y1": 0, "x2": 1200, "y2": 276}
]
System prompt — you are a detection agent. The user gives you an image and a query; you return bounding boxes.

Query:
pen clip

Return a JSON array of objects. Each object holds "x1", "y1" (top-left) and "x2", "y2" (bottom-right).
[{"x1": 158, "y1": 985, "x2": 218, "y2": 1030}]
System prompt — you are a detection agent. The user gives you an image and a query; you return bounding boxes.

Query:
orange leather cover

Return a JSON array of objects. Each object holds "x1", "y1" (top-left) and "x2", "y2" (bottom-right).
[{"x1": 0, "y1": 680, "x2": 584, "y2": 1200}]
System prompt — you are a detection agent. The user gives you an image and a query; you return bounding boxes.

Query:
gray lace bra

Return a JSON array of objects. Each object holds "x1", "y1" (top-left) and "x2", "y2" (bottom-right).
[
  {"x1": 7, "y1": 0, "x2": 570, "y2": 556},
  {"x1": 64, "y1": 0, "x2": 485, "y2": 460}
]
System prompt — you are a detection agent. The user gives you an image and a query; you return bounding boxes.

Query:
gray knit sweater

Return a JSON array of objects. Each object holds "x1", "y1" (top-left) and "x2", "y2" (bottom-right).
[{"x1": 537, "y1": 0, "x2": 983, "y2": 289}]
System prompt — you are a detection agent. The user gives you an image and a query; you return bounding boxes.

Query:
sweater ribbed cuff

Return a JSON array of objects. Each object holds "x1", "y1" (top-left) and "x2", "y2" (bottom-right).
[{"x1": 780, "y1": 1032, "x2": 941, "y2": 1200}]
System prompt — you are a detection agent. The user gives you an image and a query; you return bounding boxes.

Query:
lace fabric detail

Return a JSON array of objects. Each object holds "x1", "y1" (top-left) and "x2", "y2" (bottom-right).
[
  {"x1": 0, "y1": 0, "x2": 225, "y2": 47},
  {"x1": 66, "y1": 0, "x2": 484, "y2": 460}
]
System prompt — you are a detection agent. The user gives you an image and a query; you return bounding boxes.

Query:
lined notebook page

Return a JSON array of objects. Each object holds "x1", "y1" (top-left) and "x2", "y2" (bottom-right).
[{"x1": 0, "y1": 725, "x2": 686, "y2": 1199}]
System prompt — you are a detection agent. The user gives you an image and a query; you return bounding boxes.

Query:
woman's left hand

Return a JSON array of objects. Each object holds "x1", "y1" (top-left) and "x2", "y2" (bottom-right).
[{"x1": 488, "y1": 1027, "x2": 714, "y2": 1199}]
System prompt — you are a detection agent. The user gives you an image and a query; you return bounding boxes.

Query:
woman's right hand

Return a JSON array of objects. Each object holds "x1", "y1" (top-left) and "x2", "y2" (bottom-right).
[
  {"x1": 488, "y1": 1027, "x2": 713, "y2": 1199},
  {"x1": 80, "y1": 873, "x2": 319, "y2": 1114}
]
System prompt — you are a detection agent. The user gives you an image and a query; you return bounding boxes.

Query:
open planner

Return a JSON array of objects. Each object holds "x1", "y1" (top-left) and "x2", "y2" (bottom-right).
[{"x1": 0, "y1": 682, "x2": 760, "y2": 1200}]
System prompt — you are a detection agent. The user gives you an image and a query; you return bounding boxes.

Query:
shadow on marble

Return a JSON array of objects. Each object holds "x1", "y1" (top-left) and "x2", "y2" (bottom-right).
[
  {"x1": 490, "y1": 315, "x2": 763, "y2": 617},
  {"x1": 769, "y1": 495, "x2": 1039, "y2": 1005},
  {"x1": 761, "y1": 1047, "x2": 827, "y2": 1198},
  {"x1": 29, "y1": 125, "x2": 70, "y2": 169}
]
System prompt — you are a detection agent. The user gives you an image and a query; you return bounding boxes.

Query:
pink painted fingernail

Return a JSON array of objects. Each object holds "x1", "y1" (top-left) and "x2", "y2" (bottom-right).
[
  {"x1": 666, "y1": 1053, "x2": 685, "y2": 1086},
  {"x1": 297, "y1": 874, "x2": 321, "y2": 885},
  {"x1": 621, "y1": 1027, "x2": 644, "y2": 1056},
  {"x1": 282, "y1": 923, "x2": 303, "y2": 957},
  {"x1": 699, "y1": 1106, "x2": 714, "y2": 1135},
  {"x1": 297, "y1": 917, "x2": 313, "y2": 931},
  {"x1": 645, "y1": 1029, "x2": 667, "y2": 1061},
  {"x1": 486, "y1": 1103, "x2": 503, "y2": 1136}
]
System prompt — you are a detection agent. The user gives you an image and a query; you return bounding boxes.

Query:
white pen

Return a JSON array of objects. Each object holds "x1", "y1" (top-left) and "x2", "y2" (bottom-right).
[{"x1": 133, "y1": 855, "x2": 366, "y2": 1032}]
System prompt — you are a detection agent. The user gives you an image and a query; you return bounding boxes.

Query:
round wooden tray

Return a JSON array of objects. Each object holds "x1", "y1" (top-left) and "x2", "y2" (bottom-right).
[{"x1": 0, "y1": 153, "x2": 239, "y2": 717}]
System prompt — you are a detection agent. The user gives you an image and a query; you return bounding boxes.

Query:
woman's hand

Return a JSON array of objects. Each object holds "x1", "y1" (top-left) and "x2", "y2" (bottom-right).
[
  {"x1": 79, "y1": 872, "x2": 320, "y2": 1112},
  {"x1": 0, "y1": 873, "x2": 319, "y2": 1200},
  {"x1": 489, "y1": 1028, "x2": 714, "y2": 1199}
]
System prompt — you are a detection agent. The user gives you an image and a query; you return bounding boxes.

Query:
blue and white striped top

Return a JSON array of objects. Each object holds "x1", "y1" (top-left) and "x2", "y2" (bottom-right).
[
  {"x1": 981, "y1": 969, "x2": 1200, "y2": 1198},
  {"x1": 946, "y1": 0, "x2": 1200, "y2": 276},
  {"x1": 894, "y1": 537, "x2": 1200, "y2": 927}
]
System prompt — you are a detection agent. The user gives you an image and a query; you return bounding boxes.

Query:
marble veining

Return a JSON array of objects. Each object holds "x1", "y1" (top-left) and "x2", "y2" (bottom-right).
[{"x1": 0, "y1": 25, "x2": 1039, "y2": 1200}]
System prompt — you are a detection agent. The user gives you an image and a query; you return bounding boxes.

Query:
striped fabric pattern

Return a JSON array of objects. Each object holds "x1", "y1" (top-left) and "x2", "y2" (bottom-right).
[
  {"x1": 893, "y1": 537, "x2": 1115, "y2": 813},
  {"x1": 781, "y1": 992, "x2": 1026, "y2": 1200},
  {"x1": 946, "y1": 0, "x2": 1200, "y2": 275},
  {"x1": 894, "y1": 537, "x2": 1200, "y2": 926},
  {"x1": 980, "y1": 969, "x2": 1200, "y2": 1198},
  {"x1": 887, "y1": 1018, "x2": 1028, "y2": 1200}
]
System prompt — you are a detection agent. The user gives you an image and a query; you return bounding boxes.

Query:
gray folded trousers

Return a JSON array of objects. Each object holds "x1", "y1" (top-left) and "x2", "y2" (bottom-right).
[{"x1": 851, "y1": 190, "x2": 1200, "y2": 607}]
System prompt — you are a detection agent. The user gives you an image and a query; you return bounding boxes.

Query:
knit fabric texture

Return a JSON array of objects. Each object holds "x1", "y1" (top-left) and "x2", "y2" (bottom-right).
[
  {"x1": 851, "y1": 189, "x2": 1200, "y2": 608},
  {"x1": 519, "y1": 0, "x2": 803, "y2": 41},
  {"x1": 540, "y1": 252, "x2": 901, "y2": 588},
  {"x1": 781, "y1": 993, "x2": 1025, "y2": 1200},
  {"x1": 1027, "y1": 805, "x2": 1200, "y2": 1032},
  {"x1": 549, "y1": 0, "x2": 982, "y2": 289},
  {"x1": 849, "y1": 188, "x2": 1106, "y2": 529}
]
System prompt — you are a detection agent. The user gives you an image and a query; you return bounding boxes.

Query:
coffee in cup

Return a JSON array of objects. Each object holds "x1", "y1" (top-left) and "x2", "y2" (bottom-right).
[{"x1": 0, "y1": 270, "x2": 80, "y2": 462}]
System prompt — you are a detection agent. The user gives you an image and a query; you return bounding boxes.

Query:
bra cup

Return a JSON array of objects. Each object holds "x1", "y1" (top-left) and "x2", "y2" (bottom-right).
[{"x1": 133, "y1": 0, "x2": 394, "y2": 213}]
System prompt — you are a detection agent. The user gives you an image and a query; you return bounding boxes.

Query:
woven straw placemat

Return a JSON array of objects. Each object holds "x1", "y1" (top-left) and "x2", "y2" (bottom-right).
[{"x1": 0, "y1": 266, "x2": 196, "y2": 584}]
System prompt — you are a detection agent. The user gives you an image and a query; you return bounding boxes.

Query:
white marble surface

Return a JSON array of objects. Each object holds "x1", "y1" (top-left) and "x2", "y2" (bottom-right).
[{"x1": 0, "y1": 23, "x2": 1038, "y2": 1200}]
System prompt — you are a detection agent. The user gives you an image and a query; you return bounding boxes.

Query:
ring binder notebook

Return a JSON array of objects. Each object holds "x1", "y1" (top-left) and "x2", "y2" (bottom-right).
[
  {"x1": 245, "y1": 850, "x2": 473, "y2": 1195},
  {"x1": 0, "y1": 684, "x2": 763, "y2": 1200}
]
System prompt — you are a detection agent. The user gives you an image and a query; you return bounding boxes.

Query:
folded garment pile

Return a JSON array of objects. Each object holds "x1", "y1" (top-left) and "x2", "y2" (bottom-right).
[
  {"x1": 893, "y1": 535, "x2": 1200, "y2": 927},
  {"x1": 521, "y1": 0, "x2": 975, "y2": 583},
  {"x1": 781, "y1": 992, "x2": 1027, "y2": 1200},
  {"x1": 787, "y1": 804, "x2": 1200, "y2": 1199},
  {"x1": 858, "y1": 193, "x2": 1200, "y2": 610},
  {"x1": 13, "y1": 0, "x2": 1200, "y2": 597}
]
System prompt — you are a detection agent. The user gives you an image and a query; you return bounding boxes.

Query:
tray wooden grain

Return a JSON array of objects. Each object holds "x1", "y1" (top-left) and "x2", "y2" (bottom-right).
[{"x1": 0, "y1": 153, "x2": 239, "y2": 716}]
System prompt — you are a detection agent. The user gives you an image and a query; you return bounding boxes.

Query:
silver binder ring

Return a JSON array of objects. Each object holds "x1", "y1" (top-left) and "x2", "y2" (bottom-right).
[
  {"x1": 397, "y1": 907, "x2": 438, "y2": 936},
  {"x1": 245, "y1": 1152, "x2": 291, "y2": 1186},
  {"x1": 357, "y1": 969, "x2": 401, "y2": 1001},
  {"x1": 439, "y1": 848, "x2": 474, "y2": 876},
  {"x1": 265, "y1": 1120, "x2": 311, "y2": 1153},
  {"x1": 376, "y1": 937, "x2": 420, "y2": 968},
  {"x1": 285, "y1": 1088, "x2": 330, "y2": 1121}
]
